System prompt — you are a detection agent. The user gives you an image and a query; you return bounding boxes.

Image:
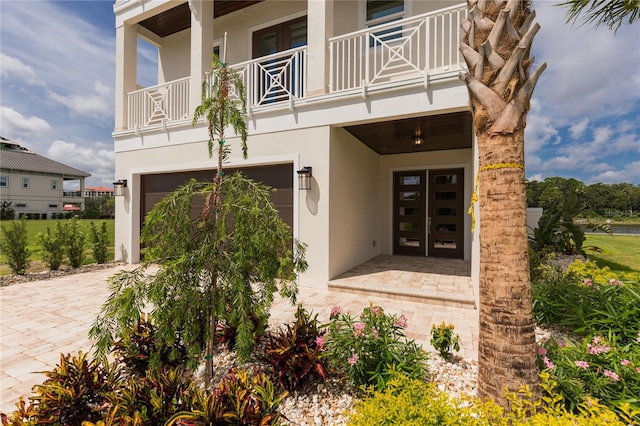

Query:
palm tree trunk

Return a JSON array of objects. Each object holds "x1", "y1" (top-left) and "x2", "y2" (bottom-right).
[
  {"x1": 476, "y1": 131, "x2": 539, "y2": 405},
  {"x1": 460, "y1": 0, "x2": 546, "y2": 406}
]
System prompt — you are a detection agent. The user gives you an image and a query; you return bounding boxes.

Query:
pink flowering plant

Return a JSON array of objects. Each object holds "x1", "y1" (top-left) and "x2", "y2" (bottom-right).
[
  {"x1": 538, "y1": 333, "x2": 640, "y2": 417},
  {"x1": 322, "y1": 304, "x2": 427, "y2": 391}
]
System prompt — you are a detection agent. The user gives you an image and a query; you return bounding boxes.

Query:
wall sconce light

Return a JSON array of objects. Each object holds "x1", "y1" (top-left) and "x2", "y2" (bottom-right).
[
  {"x1": 113, "y1": 179, "x2": 127, "y2": 196},
  {"x1": 412, "y1": 129, "x2": 424, "y2": 148},
  {"x1": 297, "y1": 167, "x2": 312, "y2": 191}
]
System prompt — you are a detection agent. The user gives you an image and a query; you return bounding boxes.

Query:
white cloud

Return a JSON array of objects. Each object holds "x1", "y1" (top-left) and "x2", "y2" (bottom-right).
[
  {"x1": 0, "y1": 107, "x2": 52, "y2": 137},
  {"x1": 0, "y1": 53, "x2": 42, "y2": 85},
  {"x1": 569, "y1": 118, "x2": 589, "y2": 140},
  {"x1": 589, "y1": 161, "x2": 640, "y2": 184},
  {"x1": 48, "y1": 140, "x2": 115, "y2": 185},
  {"x1": 48, "y1": 88, "x2": 111, "y2": 119},
  {"x1": 532, "y1": 3, "x2": 640, "y2": 125}
]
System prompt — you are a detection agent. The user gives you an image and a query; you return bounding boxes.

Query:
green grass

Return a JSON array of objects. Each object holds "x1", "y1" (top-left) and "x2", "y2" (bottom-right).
[
  {"x1": 584, "y1": 233, "x2": 640, "y2": 273},
  {"x1": 0, "y1": 219, "x2": 115, "y2": 275}
]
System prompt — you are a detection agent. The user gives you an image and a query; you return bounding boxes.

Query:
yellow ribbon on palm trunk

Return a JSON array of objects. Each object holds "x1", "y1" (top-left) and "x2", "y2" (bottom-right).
[{"x1": 469, "y1": 162, "x2": 525, "y2": 232}]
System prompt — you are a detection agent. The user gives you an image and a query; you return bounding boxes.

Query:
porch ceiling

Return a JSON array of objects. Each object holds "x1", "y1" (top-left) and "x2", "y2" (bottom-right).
[
  {"x1": 344, "y1": 111, "x2": 473, "y2": 155},
  {"x1": 139, "y1": 1, "x2": 265, "y2": 38}
]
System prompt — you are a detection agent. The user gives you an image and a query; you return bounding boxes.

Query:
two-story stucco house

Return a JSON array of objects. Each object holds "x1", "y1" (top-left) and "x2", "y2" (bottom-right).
[
  {"x1": 113, "y1": 0, "x2": 481, "y2": 306},
  {"x1": 0, "y1": 137, "x2": 90, "y2": 219}
]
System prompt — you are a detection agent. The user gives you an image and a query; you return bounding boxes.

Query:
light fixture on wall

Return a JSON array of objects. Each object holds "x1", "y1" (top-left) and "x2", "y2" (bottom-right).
[
  {"x1": 113, "y1": 179, "x2": 127, "y2": 196},
  {"x1": 296, "y1": 167, "x2": 312, "y2": 191},
  {"x1": 412, "y1": 129, "x2": 424, "y2": 148}
]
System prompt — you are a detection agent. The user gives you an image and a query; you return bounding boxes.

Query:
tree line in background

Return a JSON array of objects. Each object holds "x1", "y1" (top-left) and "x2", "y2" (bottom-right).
[{"x1": 526, "y1": 177, "x2": 640, "y2": 218}]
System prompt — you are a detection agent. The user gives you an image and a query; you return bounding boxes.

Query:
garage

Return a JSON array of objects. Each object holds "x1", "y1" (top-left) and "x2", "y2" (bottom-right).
[{"x1": 139, "y1": 163, "x2": 294, "y2": 246}]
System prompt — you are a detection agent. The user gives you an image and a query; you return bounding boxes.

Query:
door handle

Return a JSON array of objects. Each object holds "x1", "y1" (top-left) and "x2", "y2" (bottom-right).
[{"x1": 428, "y1": 217, "x2": 432, "y2": 234}]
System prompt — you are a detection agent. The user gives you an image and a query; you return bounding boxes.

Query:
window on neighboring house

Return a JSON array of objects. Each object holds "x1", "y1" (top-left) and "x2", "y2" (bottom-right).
[
  {"x1": 15, "y1": 203, "x2": 27, "y2": 208},
  {"x1": 52, "y1": 179, "x2": 58, "y2": 190},
  {"x1": 0, "y1": 176, "x2": 7, "y2": 188},
  {"x1": 22, "y1": 177, "x2": 30, "y2": 189},
  {"x1": 366, "y1": 0, "x2": 405, "y2": 46},
  {"x1": 48, "y1": 204, "x2": 58, "y2": 209}
]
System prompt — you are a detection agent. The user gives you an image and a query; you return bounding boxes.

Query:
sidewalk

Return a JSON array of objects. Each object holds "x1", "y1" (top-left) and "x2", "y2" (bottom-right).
[{"x1": 1, "y1": 265, "x2": 478, "y2": 414}]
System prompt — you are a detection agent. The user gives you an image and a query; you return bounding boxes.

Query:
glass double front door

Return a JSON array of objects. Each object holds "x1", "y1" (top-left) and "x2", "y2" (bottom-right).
[{"x1": 393, "y1": 169, "x2": 464, "y2": 258}]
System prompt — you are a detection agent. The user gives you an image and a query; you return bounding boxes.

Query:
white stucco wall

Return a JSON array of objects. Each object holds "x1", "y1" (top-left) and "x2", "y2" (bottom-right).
[
  {"x1": 113, "y1": 124, "x2": 333, "y2": 288},
  {"x1": 158, "y1": 29, "x2": 191, "y2": 84},
  {"x1": 328, "y1": 127, "x2": 380, "y2": 279}
]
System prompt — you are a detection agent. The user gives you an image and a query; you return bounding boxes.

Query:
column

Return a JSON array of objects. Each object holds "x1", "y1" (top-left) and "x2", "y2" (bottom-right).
[
  {"x1": 115, "y1": 23, "x2": 137, "y2": 131},
  {"x1": 190, "y1": 0, "x2": 214, "y2": 111},
  {"x1": 306, "y1": 0, "x2": 334, "y2": 96}
]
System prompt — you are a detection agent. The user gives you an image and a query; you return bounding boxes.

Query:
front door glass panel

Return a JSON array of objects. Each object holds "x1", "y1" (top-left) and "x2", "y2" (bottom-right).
[{"x1": 428, "y1": 169, "x2": 464, "y2": 259}]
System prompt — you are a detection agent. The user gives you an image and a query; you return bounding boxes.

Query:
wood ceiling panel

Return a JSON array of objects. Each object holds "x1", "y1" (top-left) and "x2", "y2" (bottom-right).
[
  {"x1": 344, "y1": 112, "x2": 473, "y2": 155},
  {"x1": 139, "y1": 1, "x2": 265, "y2": 38}
]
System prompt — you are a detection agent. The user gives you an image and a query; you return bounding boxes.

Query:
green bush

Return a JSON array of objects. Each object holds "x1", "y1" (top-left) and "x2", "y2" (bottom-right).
[
  {"x1": 36, "y1": 222, "x2": 66, "y2": 271},
  {"x1": 430, "y1": 322, "x2": 460, "y2": 361},
  {"x1": 64, "y1": 217, "x2": 86, "y2": 268},
  {"x1": 322, "y1": 304, "x2": 428, "y2": 391},
  {"x1": 0, "y1": 217, "x2": 31, "y2": 275},
  {"x1": 89, "y1": 221, "x2": 109, "y2": 264},
  {"x1": 347, "y1": 371, "x2": 638, "y2": 426},
  {"x1": 533, "y1": 261, "x2": 640, "y2": 344}
]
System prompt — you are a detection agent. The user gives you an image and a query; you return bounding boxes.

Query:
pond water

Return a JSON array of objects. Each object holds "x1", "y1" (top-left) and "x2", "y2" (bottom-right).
[{"x1": 585, "y1": 224, "x2": 640, "y2": 235}]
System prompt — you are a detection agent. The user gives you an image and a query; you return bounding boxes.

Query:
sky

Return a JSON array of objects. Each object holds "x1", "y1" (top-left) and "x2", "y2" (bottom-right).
[{"x1": 1, "y1": 0, "x2": 639, "y2": 188}]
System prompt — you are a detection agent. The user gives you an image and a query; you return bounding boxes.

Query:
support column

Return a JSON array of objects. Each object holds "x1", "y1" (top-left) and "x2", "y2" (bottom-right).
[
  {"x1": 190, "y1": 0, "x2": 214, "y2": 112},
  {"x1": 115, "y1": 23, "x2": 137, "y2": 131},
  {"x1": 306, "y1": 0, "x2": 334, "y2": 96}
]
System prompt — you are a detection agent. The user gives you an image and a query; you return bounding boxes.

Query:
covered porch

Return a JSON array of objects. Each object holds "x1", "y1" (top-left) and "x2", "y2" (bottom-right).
[{"x1": 329, "y1": 255, "x2": 475, "y2": 309}]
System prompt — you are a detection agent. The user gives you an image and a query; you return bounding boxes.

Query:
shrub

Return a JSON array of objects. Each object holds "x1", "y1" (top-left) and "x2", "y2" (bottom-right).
[
  {"x1": 0, "y1": 201, "x2": 15, "y2": 220},
  {"x1": 533, "y1": 261, "x2": 640, "y2": 345},
  {"x1": 430, "y1": 322, "x2": 460, "y2": 361},
  {"x1": 4, "y1": 352, "x2": 121, "y2": 425},
  {"x1": 538, "y1": 334, "x2": 640, "y2": 418},
  {"x1": 111, "y1": 313, "x2": 188, "y2": 378},
  {"x1": 64, "y1": 217, "x2": 86, "y2": 268},
  {"x1": 89, "y1": 221, "x2": 110, "y2": 264},
  {"x1": 37, "y1": 222, "x2": 66, "y2": 271},
  {"x1": 0, "y1": 217, "x2": 31, "y2": 275},
  {"x1": 322, "y1": 304, "x2": 428, "y2": 391},
  {"x1": 264, "y1": 305, "x2": 327, "y2": 390},
  {"x1": 166, "y1": 368, "x2": 286, "y2": 426},
  {"x1": 347, "y1": 370, "x2": 637, "y2": 426}
]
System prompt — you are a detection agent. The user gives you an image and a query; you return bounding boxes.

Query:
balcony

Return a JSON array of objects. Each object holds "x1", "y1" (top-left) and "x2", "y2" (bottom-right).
[{"x1": 124, "y1": 4, "x2": 467, "y2": 132}]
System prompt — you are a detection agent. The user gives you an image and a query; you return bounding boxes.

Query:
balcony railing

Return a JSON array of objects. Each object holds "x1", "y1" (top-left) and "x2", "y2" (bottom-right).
[
  {"x1": 124, "y1": 4, "x2": 466, "y2": 131},
  {"x1": 127, "y1": 77, "x2": 190, "y2": 130},
  {"x1": 329, "y1": 4, "x2": 467, "y2": 92},
  {"x1": 231, "y1": 47, "x2": 307, "y2": 112}
]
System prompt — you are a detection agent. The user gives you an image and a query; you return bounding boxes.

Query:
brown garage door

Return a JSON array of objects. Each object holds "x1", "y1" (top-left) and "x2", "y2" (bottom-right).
[{"x1": 140, "y1": 164, "x2": 293, "y2": 244}]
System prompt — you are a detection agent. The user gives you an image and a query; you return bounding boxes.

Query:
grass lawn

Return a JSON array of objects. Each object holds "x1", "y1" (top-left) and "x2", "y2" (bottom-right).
[
  {"x1": 0, "y1": 219, "x2": 115, "y2": 275},
  {"x1": 584, "y1": 233, "x2": 640, "y2": 273}
]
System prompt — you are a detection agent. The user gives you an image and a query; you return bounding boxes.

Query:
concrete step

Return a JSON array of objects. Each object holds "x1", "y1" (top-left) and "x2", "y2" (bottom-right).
[{"x1": 327, "y1": 279, "x2": 476, "y2": 309}]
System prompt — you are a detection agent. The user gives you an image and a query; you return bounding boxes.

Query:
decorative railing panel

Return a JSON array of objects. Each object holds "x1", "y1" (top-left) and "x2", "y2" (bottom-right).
[
  {"x1": 232, "y1": 47, "x2": 306, "y2": 110},
  {"x1": 330, "y1": 4, "x2": 467, "y2": 92},
  {"x1": 127, "y1": 77, "x2": 190, "y2": 129}
]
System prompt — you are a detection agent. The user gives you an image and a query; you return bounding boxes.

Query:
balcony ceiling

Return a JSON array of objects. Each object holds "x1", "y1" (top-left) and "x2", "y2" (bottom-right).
[
  {"x1": 344, "y1": 111, "x2": 473, "y2": 155},
  {"x1": 139, "y1": 1, "x2": 265, "y2": 38}
]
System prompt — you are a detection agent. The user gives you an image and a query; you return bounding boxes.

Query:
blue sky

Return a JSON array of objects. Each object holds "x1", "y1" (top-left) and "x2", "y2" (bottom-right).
[{"x1": 1, "y1": 0, "x2": 639, "y2": 188}]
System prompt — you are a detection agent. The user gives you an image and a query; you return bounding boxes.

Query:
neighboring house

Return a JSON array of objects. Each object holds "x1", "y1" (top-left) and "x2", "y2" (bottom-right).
[
  {"x1": 0, "y1": 137, "x2": 91, "y2": 219},
  {"x1": 113, "y1": 0, "x2": 482, "y2": 297},
  {"x1": 81, "y1": 186, "x2": 115, "y2": 198}
]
